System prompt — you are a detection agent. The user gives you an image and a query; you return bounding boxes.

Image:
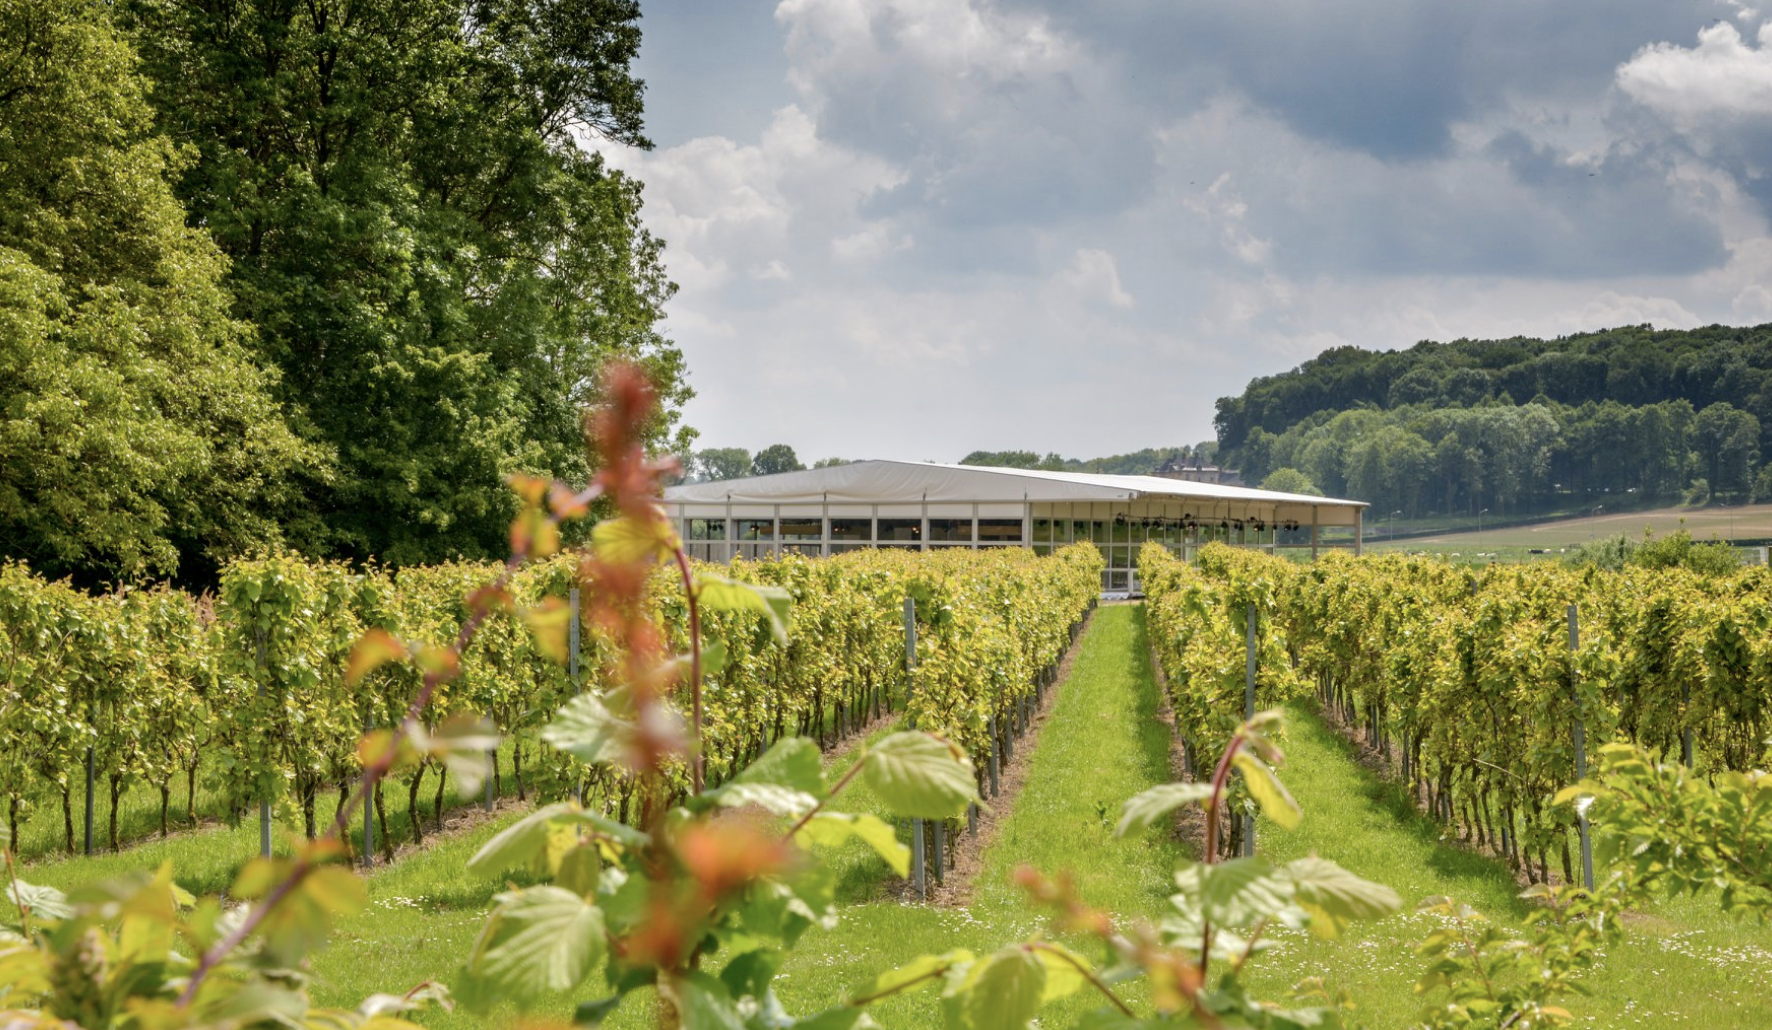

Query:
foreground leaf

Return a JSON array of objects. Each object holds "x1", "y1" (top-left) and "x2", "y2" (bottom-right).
[
  {"x1": 949, "y1": 946, "x2": 1045, "y2": 1030},
  {"x1": 593, "y1": 512, "x2": 679, "y2": 566},
  {"x1": 1233, "y1": 752, "x2": 1302, "y2": 830},
  {"x1": 345, "y1": 629, "x2": 405, "y2": 686},
  {"x1": 861, "y1": 733, "x2": 979, "y2": 819},
  {"x1": 694, "y1": 574, "x2": 795, "y2": 645},
  {"x1": 1286, "y1": 855, "x2": 1401, "y2": 939},
  {"x1": 794, "y1": 813, "x2": 910, "y2": 877},
  {"x1": 463, "y1": 886, "x2": 606, "y2": 1009},
  {"x1": 541, "y1": 692, "x2": 635, "y2": 767},
  {"x1": 1116, "y1": 782, "x2": 1214, "y2": 837},
  {"x1": 848, "y1": 950, "x2": 974, "y2": 1005}
]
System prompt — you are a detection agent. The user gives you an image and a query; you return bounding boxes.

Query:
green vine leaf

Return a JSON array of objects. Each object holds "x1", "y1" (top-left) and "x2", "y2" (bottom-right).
[
  {"x1": 946, "y1": 945, "x2": 1045, "y2": 1030},
  {"x1": 794, "y1": 813, "x2": 911, "y2": 877},
  {"x1": 860, "y1": 732, "x2": 979, "y2": 819},
  {"x1": 694, "y1": 573, "x2": 794, "y2": 645},
  {"x1": 1232, "y1": 752, "x2": 1302, "y2": 830},
  {"x1": 1116, "y1": 782, "x2": 1214, "y2": 837},
  {"x1": 540, "y1": 692, "x2": 635, "y2": 767},
  {"x1": 463, "y1": 886, "x2": 606, "y2": 1010},
  {"x1": 1285, "y1": 855, "x2": 1402, "y2": 939}
]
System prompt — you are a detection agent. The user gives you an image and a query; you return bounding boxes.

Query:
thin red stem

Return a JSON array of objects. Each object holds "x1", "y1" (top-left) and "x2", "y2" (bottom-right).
[
  {"x1": 672, "y1": 546, "x2": 704, "y2": 795},
  {"x1": 1199, "y1": 730, "x2": 1247, "y2": 978}
]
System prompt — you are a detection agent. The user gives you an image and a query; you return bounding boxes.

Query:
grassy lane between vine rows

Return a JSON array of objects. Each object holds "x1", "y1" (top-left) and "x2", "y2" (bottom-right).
[
  {"x1": 759, "y1": 603, "x2": 1186, "y2": 1027},
  {"x1": 1242, "y1": 702, "x2": 1772, "y2": 1029}
]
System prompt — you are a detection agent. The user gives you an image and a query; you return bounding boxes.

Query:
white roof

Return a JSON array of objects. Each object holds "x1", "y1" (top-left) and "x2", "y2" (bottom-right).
[{"x1": 664, "y1": 460, "x2": 1364, "y2": 516}]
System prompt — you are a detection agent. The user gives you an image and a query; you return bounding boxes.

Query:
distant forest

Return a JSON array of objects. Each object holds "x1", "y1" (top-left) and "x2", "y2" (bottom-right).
[{"x1": 1213, "y1": 323, "x2": 1772, "y2": 517}]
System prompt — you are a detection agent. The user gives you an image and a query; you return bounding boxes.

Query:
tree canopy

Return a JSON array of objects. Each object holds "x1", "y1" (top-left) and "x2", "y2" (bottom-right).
[
  {"x1": 117, "y1": 0, "x2": 690, "y2": 567},
  {"x1": 0, "y1": 0, "x2": 315, "y2": 584},
  {"x1": 750, "y1": 444, "x2": 805, "y2": 476}
]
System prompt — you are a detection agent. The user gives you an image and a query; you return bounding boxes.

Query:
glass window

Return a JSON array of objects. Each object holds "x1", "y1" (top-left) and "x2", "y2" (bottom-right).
[
  {"x1": 736, "y1": 519, "x2": 773, "y2": 541},
  {"x1": 1032, "y1": 544, "x2": 1052, "y2": 556},
  {"x1": 1111, "y1": 518, "x2": 1131, "y2": 543},
  {"x1": 1090, "y1": 520, "x2": 1109, "y2": 543},
  {"x1": 877, "y1": 518, "x2": 922, "y2": 542},
  {"x1": 927, "y1": 518, "x2": 970, "y2": 542},
  {"x1": 830, "y1": 543, "x2": 869, "y2": 553},
  {"x1": 780, "y1": 518, "x2": 822, "y2": 542},
  {"x1": 978, "y1": 519, "x2": 1022, "y2": 542},
  {"x1": 1032, "y1": 518, "x2": 1052, "y2": 542},
  {"x1": 689, "y1": 518, "x2": 726, "y2": 541},
  {"x1": 830, "y1": 518, "x2": 871, "y2": 542}
]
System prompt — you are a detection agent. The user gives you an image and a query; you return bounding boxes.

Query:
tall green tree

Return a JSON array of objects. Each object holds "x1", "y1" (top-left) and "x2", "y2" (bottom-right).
[
  {"x1": 750, "y1": 445, "x2": 804, "y2": 477},
  {"x1": 122, "y1": 0, "x2": 690, "y2": 566},
  {"x1": 0, "y1": 0, "x2": 315, "y2": 584},
  {"x1": 692, "y1": 448, "x2": 751, "y2": 482},
  {"x1": 1693, "y1": 402, "x2": 1760, "y2": 501}
]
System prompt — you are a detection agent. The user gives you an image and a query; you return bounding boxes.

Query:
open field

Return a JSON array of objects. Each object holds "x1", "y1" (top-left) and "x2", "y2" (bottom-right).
[{"x1": 1375, "y1": 502, "x2": 1772, "y2": 550}]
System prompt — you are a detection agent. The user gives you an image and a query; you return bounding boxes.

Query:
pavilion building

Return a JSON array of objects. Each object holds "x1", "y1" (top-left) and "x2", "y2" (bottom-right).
[{"x1": 662, "y1": 461, "x2": 1367, "y2": 596}]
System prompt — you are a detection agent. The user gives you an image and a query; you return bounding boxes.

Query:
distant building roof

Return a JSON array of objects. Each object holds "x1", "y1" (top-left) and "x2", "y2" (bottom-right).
[{"x1": 663, "y1": 460, "x2": 1362, "y2": 524}]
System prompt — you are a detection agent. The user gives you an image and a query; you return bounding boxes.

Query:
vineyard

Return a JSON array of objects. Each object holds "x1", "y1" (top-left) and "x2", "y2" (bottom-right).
[
  {"x1": 9, "y1": 514, "x2": 1772, "y2": 1028},
  {"x1": 0, "y1": 545, "x2": 1100, "y2": 861},
  {"x1": 1142, "y1": 540, "x2": 1772, "y2": 883}
]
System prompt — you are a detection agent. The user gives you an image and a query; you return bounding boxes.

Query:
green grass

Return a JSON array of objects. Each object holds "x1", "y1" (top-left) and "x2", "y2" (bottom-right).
[
  {"x1": 763, "y1": 603, "x2": 1184, "y2": 1026},
  {"x1": 1242, "y1": 702, "x2": 1772, "y2": 1028}
]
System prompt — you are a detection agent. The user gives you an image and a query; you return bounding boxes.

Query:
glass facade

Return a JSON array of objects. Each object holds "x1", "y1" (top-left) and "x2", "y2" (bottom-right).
[{"x1": 671, "y1": 495, "x2": 1336, "y2": 594}]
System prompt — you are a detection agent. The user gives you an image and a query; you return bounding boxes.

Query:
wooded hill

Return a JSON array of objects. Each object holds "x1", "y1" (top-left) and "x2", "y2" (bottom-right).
[{"x1": 1213, "y1": 323, "x2": 1772, "y2": 518}]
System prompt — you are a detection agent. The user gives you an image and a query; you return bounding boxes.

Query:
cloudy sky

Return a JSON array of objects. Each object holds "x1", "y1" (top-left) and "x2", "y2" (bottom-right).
[{"x1": 606, "y1": 0, "x2": 1772, "y2": 463}]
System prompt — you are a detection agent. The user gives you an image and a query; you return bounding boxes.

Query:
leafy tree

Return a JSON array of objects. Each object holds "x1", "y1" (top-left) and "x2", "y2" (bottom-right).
[
  {"x1": 1259, "y1": 468, "x2": 1322, "y2": 496},
  {"x1": 691, "y1": 447, "x2": 752, "y2": 482},
  {"x1": 812, "y1": 456, "x2": 850, "y2": 468},
  {"x1": 1692, "y1": 402, "x2": 1759, "y2": 500},
  {"x1": 0, "y1": 0, "x2": 315, "y2": 584},
  {"x1": 120, "y1": 0, "x2": 689, "y2": 567},
  {"x1": 750, "y1": 444, "x2": 805, "y2": 477}
]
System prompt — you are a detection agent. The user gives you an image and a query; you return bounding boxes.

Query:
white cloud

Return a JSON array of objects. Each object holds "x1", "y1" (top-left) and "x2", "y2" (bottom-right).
[{"x1": 1618, "y1": 22, "x2": 1772, "y2": 127}]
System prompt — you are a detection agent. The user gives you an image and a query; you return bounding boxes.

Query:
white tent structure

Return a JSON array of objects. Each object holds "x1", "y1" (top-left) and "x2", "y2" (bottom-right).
[{"x1": 663, "y1": 461, "x2": 1366, "y2": 594}]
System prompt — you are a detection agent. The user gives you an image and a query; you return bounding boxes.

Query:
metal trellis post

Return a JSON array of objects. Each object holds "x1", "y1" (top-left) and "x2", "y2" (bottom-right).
[{"x1": 1570, "y1": 604, "x2": 1593, "y2": 892}]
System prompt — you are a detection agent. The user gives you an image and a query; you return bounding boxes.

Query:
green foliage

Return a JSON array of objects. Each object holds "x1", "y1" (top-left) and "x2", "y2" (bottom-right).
[
  {"x1": 1563, "y1": 527, "x2": 1741, "y2": 575},
  {"x1": 0, "y1": 0, "x2": 315, "y2": 583},
  {"x1": 958, "y1": 451, "x2": 1068, "y2": 471},
  {"x1": 1213, "y1": 323, "x2": 1772, "y2": 515},
  {"x1": 751, "y1": 444, "x2": 807, "y2": 477},
  {"x1": 118, "y1": 0, "x2": 689, "y2": 567},
  {"x1": 693, "y1": 448, "x2": 754, "y2": 482},
  {"x1": 1258, "y1": 468, "x2": 1322, "y2": 496}
]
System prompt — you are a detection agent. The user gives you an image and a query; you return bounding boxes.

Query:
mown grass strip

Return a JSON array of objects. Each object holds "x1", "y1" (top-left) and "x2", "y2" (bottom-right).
[
  {"x1": 1244, "y1": 701, "x2": 1772, "y2": 1028},
  {"x1": 764, "y1": 603, "x2": 1186, "y2": 1027}
]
